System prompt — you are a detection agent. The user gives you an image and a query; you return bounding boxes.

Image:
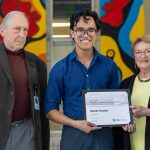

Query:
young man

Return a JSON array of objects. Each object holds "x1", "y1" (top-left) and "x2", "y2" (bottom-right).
[
  {"x1": 45, "y1": 9, "x2": 119, "y2": 150},
  {"x1": 0, "y1": 11, "x2": 49, "y2": 150}
]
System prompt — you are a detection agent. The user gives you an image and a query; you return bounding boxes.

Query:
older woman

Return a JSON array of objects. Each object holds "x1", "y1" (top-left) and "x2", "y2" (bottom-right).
[{"x1": 118, "y1": 35, "x2": 150, "y2": 150}]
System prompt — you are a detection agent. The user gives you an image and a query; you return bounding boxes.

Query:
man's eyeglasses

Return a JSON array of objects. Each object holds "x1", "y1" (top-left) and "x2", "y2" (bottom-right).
[
  {"x1": 74, "y1": 28, "x2": 97, "y2": 37},
  {"x1": 134, "y1": 48, "x2": 150, "y2": 57}
]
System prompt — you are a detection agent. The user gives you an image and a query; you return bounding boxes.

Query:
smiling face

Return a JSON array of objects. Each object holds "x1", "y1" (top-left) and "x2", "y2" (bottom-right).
[
  {"x1": 0, "y1": 13, "x2": 29, "y2": 51},
  {"x1": 70, "y1": 16, "x2": 97, "y2": 53},
  {"x1": 133, "y1": 41, "x2": 150, "y2": 70}
]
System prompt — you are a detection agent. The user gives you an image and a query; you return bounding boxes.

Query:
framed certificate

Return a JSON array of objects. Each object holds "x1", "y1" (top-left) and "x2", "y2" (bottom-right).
[{"x1": 83, "y1": 89, "x2": 133, "y2": 127}]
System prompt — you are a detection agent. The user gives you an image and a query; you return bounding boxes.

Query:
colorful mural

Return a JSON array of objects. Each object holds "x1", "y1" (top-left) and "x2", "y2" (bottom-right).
[
  {"x1": 100, "y1": 0, "x2": 145, "y2": 80},
  {"x1": 0, "y1": 0, "x2": 46, "y2": 62}
]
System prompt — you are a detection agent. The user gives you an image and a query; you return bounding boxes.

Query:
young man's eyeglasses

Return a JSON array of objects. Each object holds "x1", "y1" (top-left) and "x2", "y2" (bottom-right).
[
  {"x1": 134, "y1": 48, "x2": 150, "y2": 57},
  {"x1": 74, "y1": 28, "x2": 97, "y2": 37}
]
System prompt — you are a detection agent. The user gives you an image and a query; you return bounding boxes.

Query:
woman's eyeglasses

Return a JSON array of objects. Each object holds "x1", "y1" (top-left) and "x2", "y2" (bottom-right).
[{"x1": 134, "y1": 48, "x2": 150, "y2": 57}]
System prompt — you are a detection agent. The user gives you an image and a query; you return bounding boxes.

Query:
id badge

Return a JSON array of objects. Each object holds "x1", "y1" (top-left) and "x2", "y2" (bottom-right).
[{"x1": 34, "y1": 96, "x2": 40, "y2": 110}]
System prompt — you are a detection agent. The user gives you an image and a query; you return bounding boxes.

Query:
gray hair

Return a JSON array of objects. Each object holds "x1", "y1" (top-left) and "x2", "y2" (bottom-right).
[
  {"x1": 0, "y1": 11, "x2": 28, "y2": 29},
  {"x1": 132, "y1": 35, "x2": 150, "y2": 52}
]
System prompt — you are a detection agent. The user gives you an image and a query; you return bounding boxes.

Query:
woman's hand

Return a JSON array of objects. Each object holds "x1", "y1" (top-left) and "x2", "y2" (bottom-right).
[{"x1": 130, "y1": 105, "x2": 150, "y2": 118}]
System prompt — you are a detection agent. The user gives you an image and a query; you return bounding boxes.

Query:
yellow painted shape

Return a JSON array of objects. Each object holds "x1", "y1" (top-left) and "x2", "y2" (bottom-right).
[
  {"x1": 25, "y1": 37, "x2": 46, "y2": 59},
  {"x1": 21, "y1": 0, "x2": 46, "y2": 61},
  {"x1": 130, "y1": 4, "x2": 145, "y2": 42},
  {"x1": 100, "y1": 36, "x2": 133, "y2": 80}
]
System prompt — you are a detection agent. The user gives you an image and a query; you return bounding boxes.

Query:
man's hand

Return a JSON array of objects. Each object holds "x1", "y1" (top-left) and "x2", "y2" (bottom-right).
[{"x1": 73, "y1": 120, "x2": 102, "y2": 133}]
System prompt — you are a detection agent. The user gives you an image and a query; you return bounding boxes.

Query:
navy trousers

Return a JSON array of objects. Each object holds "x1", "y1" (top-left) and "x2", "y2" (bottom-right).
[{"x1": 60, "y1": 126, "x2": 114, "y2": 150}]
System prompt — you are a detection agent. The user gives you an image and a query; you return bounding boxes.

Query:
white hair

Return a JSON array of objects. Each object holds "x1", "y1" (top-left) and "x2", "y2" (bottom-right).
[{"x1": 0, "y1": 11, "x2": 28, "y2": 29}]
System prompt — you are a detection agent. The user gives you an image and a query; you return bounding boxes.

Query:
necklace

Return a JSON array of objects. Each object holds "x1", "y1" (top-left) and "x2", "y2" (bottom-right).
[{"x1": 138, "y1": 75, "x2": 150, "y2": 83}]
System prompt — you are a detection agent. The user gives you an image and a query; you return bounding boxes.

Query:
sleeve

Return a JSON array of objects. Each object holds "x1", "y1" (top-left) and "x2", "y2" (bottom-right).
[
  {"x1": 108, "y1": 62, "x2": 120, "y2": 89},
  {"x1": 44, "y1": 62, "x2": 64, "y2": 113}
]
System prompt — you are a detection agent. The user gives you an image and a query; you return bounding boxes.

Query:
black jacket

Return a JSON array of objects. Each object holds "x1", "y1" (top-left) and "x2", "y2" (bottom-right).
[
  {"x1": 113, "y1": 73, "x2": 150, "y2": 150},
  {"x1": 0, "y1": 42, "x2": 50, "y2": 150}
]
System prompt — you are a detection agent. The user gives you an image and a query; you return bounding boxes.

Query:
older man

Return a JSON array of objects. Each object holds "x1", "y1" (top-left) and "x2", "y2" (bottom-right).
[{"x1": 0, "y1": 11, "x2": 49, "y2": 150}]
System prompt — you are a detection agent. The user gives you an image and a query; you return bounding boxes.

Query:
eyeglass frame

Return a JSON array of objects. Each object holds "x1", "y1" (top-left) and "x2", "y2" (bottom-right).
[
  {"x1": 134, "y1": 48, "x2": 150, "y2": 58},
  {"x1": 73, "y1": 27, "x2": 97, "y2": 37}
]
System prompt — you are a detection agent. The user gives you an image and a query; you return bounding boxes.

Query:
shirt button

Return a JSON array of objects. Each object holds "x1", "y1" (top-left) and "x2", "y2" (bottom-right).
[
  {"x1": 86, "y1": 75, "x2": 88, "y2": 77},
  {"x1": 10, "y1": 91, "x2": 14, "y2": 97}
]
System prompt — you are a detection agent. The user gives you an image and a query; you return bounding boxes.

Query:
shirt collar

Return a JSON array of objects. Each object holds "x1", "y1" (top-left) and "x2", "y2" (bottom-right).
[
  {"x1": 69, "y1": 48, "x2": 76, "y2": 61},
  {"x1": 69, "y1": 47, "x2": 100, "y2": 62}
]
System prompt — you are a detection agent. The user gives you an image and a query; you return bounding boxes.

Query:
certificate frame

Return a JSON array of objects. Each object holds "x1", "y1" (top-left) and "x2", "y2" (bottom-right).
[{"x1": 82, "y1": 89, "x2": 133, "y2": 127}]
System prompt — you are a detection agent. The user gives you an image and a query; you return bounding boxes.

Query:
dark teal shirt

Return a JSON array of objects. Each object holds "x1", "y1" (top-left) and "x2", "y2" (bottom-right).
[{"x1": 44, "y1": 48, "x2": 119, "y2": 119}]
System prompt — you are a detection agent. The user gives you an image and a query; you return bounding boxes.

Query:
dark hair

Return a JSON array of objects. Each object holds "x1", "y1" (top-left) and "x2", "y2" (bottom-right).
[{"x1": 70, "y1": 9, "x2": 102, "y2": 31}]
